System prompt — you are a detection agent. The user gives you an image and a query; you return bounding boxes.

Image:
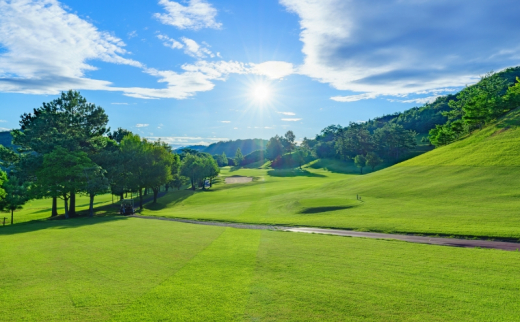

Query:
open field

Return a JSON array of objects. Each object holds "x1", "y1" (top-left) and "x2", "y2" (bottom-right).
[{"x1": 1, "y1": 217, "x2": 520, "y2": 321}]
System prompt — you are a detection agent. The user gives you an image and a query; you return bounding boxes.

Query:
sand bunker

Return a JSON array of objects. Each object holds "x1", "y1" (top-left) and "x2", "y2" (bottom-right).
[{"x1": 225, "y1": 176, "x2": 253, "y2": 184}]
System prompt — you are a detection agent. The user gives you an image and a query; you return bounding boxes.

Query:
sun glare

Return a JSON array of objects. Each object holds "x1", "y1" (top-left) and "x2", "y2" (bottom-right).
[{"x1": 251, "y1": 83, "x2": 271, "y2": 102}]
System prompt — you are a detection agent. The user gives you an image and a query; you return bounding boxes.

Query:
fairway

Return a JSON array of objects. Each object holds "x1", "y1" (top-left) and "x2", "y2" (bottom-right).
[
  {"x1": 136, "y1": 110, "x2": 520, "y2": 240},
  {"x1": 1, "y1": 217, "x2": 520, "y2": 322}
]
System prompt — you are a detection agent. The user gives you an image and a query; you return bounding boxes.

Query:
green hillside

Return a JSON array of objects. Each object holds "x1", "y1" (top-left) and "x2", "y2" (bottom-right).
[
  {"x1": 0, "y1": 131, "x2": 13, "y2": 148},
  {"x1": 133, "y1": 108, "x2": 520, "y2": 239}
]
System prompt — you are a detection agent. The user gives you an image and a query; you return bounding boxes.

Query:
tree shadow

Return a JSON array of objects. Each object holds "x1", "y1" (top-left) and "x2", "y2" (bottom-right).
[
  {"x1": 267, "y1": 169, "x2": 326, "y2": 178},
  {"x1": 298, "y1": 206, "x2": 354, "y2": 214},
  {"x1": 142, "y1": 190, "x2": 194, "y2": 211},
  {"x1": 0, "y1": 215, "x2": 129, "y2": 236}
]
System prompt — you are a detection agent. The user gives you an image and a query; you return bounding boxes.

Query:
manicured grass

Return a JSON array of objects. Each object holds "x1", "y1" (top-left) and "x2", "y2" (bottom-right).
[
  {"x1": 0, "y1": 193, "x2": 116, "y2": 226},
  {"x1": 1, "y1": 217, "x2": 519, "y2": 321},
  {"x1": 138, "y1": 110, "x2": 520, "y2": 239}
]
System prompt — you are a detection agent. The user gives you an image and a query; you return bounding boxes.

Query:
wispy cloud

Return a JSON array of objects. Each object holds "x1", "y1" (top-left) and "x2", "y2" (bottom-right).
[
  {"x1": 157, "y1": 34, "x2": 215, "y2": 58},
  {"x1": 330, "y1": 93, "x2": 379, "y2": 102},
  {"x1": 282, "y1": 118, "x2": 302, "y2": 122},
  {"x1": 147, "y1": 136, "x2": 228, "y2": 148},
  {"x1": 252, "y1": 61, "x2": 294, "y2": 79},
  {"x1": 388, "y1": 95, "x2": 441, "y2": 104},
  {"x1": 278, "y1": 111, "x2": 296, "y2": 116},
  {"x1": 136, "y1": 124, "x2": 149, "y2": 128},
  {"x1": 155, "y1": 0, "x2": 222, "y2": 30},
  {"x1": 221, "y1": 120, "x2": 231, "y2": 123},
  {"x1": 111, "y1": 102, "x2": 129, "y2": 105},
  {"x1": 0, "y1": 120, "x2": 6, "y2": 122}
]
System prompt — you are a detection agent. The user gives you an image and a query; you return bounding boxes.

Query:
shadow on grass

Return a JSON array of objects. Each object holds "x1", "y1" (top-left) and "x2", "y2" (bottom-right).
[
  {"x1": 299, "y1": 206, "x2": 355, "y2": 214},
  {"x1": 267, "y1": 169, "x2": 326, "y2": 178},
  {"x1": 0, "y1": 214, "x2": 129, "y2": 236},
  {"x1": 143, "y1": 190, "x2": 194, "y2": 211}
]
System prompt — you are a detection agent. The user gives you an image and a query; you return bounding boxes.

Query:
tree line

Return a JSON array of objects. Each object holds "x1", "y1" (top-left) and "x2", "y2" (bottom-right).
[{"x1": 0, "y1": 91, "x2": 219, "y2": 224}]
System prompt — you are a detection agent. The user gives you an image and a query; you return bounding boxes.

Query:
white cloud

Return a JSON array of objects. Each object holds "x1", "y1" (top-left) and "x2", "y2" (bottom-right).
[
  {"x1": 155, "y1": 0, "x2": 222, "y2": 30},
  {"x1": 180, "y1": 37, "x2": 214, "y2": 58},
  {"x1": 233, "y1": 127, "x2": 238, "y2": 130},
  {"x1": 127, "y1": 31, "x2": 138, "y2": 39},
  {"x1": 0, "y1": 127, "x2": 10, "y2": 131},
  {"x1": 252, "y1": 61, "x2": 294, "y2": 79},
  {"x1": 221, "y1": 121, "x2": 230, "y2": 123},
  {"x1": 388, "y1": 95, "x2": 441, "y2": 104},
  {"x1": 136, "y1": 124, "x2": 149, "y2": 128},
  {"x1": 0, "y1": 0, "x2": 141, "y2": 86},
  {"x1": 330, "y1": 93, "x2": 379, "y2": 102},
  {"x1": 147, "y1": 136, "x2": 228, "y2": 148},
  {"x1": 281, "y1": 0, "x2": 520, "y2": 99},
  {"x1": 0, "y1": 120, "x2": 6, "y2": 122},
  {"x1": 278, "y1": 111, "x2": 296, "y2": 116},
  {"x1": 282, "y1": 118, "x2": 302, "y2": 122},
  {"x1": 157, "y1": 34, "x2": 184, "y2": 49},
  {"x1": 111, "y1": 102, "x2": 128, "y2": 105}
]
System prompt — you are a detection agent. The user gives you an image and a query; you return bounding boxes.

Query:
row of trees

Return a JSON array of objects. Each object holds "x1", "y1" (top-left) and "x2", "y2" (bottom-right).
[
  {"x1": 430, "y1": 70, "x2": 520, "y2": 146},
  {"x1": 0, "y1": 91, "x2": 219, "y2": 224}
]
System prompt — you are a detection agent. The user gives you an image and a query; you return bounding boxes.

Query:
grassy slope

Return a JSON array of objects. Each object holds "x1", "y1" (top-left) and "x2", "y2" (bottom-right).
[
  {"x1": 140, "y1": 109, "x2": 520, "y2": 239},
  {"x1": 1, "y1": 217, "x2": 519, "y2": 322}
]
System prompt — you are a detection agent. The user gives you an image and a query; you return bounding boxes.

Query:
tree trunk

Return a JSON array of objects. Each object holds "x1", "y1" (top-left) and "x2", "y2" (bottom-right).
[
  {"x1": 120, "y1": 193, "x2": 124, "y2": 201},
  {"x1": 69, "y1": 191, "x2": 76, "y2": 216},
  {"x1": 360, "y1": 167, "x2": 363, "y2": 174},
  {"x1": 191, "y1": 178, "x2": 195, "y2": 191},
  {"x1": 139, "y1": 188, "x2": 143, "y2": 210},
  {"x1": 153, "y1": 188, "x2": 158, "y2": 204},
  {"x1": 64, "y1": 197, "x2": 69, "y2": 219},
  {"x1": 51, "y1": 197, "x2": 58, "y2": 217},
  {"x1": 89, "y1": 194, "x2": 95, "y2": 218},
  {"x1": 11, "y1": 210, "x2": 13, "y2": 225}
]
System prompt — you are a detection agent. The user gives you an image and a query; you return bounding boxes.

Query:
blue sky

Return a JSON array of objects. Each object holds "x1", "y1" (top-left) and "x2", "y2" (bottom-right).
[{"x1": 1, "y1": 0, "x2": 520, "y2": 147}]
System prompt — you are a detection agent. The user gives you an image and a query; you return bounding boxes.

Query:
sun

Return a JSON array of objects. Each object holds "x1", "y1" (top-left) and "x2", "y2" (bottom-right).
[{"x1": 251, "y1": 83, "x2": 271, "y2": 102}]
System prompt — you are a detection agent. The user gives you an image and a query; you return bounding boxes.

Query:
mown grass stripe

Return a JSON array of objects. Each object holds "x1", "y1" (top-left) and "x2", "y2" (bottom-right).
[{"x1": 112, "y1": 227, "x2": 262, "y2": 322}]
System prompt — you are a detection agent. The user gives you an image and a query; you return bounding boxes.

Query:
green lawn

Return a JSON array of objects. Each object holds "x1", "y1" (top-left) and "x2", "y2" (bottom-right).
[
  {"x1": 1, "y1": 217, "x2": 519, "y2": 321},
  {"x1": 0, "y1": 193, "x2": 116, "y2": 226},
  {"x1": 137, "y1": 110, "x2": 520, "y2": 240}
]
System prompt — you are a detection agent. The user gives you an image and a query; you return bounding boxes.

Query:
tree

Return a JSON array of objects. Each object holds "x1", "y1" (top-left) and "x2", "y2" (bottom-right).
[
  {"x1": 0, "y1": 175, "x2": 30, "y2": 225},
  {"x1": 220, "y1": 152, "x2": 228, "y2": 166},
  {"x1": 83, "y1": 166, "x2": 109, "y2": 217},
  {"x1": 366, "y1": 152, "x2": 382, "y2": 171},
  {"x1": 234, "y1": 148, "x2": 244, "y2": 166},
  {"x1": 109, "y1": 128, "x2": 133, "y2": 143},
  {"x1": 283, "y1": 130, "x2": 296, "y2": 154},
  {"x1": 203, "y1": 157, "x2": 220, "y2": 187},
  {"x1": 12, "y1": 90, "x2": 109, "y2": 216},
  {"x1": 354, "y1": 155, "x2": 366, "y2": 174},
  {"x1": 36, "y1": 147, "x2": 94, "y2": 218},
  {"x1": 171, "y1": 174, "x2": 188, "y2": 190},
  {"x1": 146, "y1": 142, "x2": 174, "y2": 204},
  {"x1": 180, "y1": 154, "x2": 204, "y2": 191},
  {"x1": 266, "y1": 136, "x2": 284, "y2": 160},
  {"x1": 293, "y1": 148, "x2": 309, "y2": 169}
]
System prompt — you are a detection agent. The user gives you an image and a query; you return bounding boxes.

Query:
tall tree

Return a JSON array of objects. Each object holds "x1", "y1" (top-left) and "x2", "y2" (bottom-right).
[
  {"x1": 234, "y1": 148, "x2": 244, "y2": 166},
  {"x1": 181, "y1": 154, "x2": 204, "y2": 191},
  {"x1": 366, "y1": 152, "x2": 383, "y2": 171},
  {"x1": 12, "y1": 91, "x2": 109, "y2": 216},
  {"x1": 354, "y1": 155, "x2": 366, "y2": 174},
  {"x1": 83, "y1": 166, "x2": 110, "y2": 217},
  {"x1": 220, "y1": 152, "x2": 228, "y2": 166},
  {"x1": 36, "y1": 147, "x2": 94, "y2": 218},
  {"x1": 283, "y1": 130, "x2": 296, "y2": 154},
  {"x1": 0, "y1": 175, "x2": 30, "y2": 225},
  {"x1": 266, "y1": 136, "x2": 284, "y2": 161}
]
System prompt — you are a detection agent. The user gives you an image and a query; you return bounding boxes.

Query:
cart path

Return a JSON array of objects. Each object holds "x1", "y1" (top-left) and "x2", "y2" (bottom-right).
[{"x1": 127, "y1": 215, "x2": 520, "y2": 251}]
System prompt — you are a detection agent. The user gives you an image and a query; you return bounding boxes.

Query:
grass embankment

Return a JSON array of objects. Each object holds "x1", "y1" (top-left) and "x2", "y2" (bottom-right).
[
  {"x1": 140, "y1": 109, "x2": 520, "y2": 239},
  {"x1": 1, "y1": 217, "x2": 519, "y2": 321}
]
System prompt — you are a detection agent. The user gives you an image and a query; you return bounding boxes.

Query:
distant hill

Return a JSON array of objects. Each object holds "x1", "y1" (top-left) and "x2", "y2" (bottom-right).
[
  {"x1": 0, "y1": 131, "x2": 13, "y2": 148},
  {"x1": 203, "y1": 139, "x2": 267, "y2": 156},
  {"x1": 173, "y1": 145, "x2": 207, "y2": 153}
]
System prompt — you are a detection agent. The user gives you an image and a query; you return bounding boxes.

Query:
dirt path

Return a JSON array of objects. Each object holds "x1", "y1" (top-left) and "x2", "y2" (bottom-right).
[{"x1": 127, "y1": 215, "x2": 520, "y2": 251}]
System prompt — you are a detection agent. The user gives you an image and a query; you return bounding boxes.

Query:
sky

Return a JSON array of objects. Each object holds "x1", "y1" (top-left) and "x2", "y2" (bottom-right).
[{"x1": 1, "y1": 0, "x2": 520, "y2": 148}]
